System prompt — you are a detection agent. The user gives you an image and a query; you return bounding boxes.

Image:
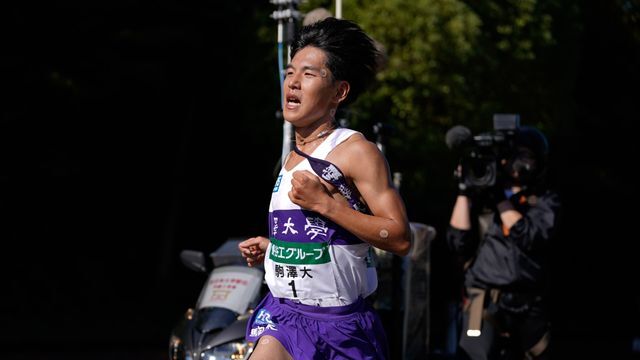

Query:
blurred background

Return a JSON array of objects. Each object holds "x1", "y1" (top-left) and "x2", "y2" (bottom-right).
[{"x1": 2, "y1": 0, "x2": 638, "y2": 359}]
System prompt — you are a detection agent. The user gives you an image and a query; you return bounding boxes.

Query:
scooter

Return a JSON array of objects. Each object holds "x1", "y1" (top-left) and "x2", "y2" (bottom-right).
[{"x1": 169, "y1": 239, "x2": 265, "y2": 360}]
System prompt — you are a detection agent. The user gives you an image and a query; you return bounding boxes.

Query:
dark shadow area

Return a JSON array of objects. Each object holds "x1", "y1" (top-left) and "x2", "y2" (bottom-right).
[{"x1": 2, "y1": 0, "x2": 279, "y2": 356}]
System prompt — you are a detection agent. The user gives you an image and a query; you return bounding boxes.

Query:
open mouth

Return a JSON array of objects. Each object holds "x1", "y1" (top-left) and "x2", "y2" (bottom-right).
[{"x1": 286, "y1": 94, "x2": 301, "y2": 106}]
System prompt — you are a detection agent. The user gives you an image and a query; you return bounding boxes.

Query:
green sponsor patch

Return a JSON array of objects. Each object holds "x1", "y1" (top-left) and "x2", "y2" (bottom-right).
[{"x1": 269, "y1": 238, "x2": 331, "y2": 265}]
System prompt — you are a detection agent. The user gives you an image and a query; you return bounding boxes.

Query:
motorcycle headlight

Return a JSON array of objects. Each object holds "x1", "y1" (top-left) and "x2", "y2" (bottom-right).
[{"x1": 201, "y1": 341, "x2": 252, "y2": 360}]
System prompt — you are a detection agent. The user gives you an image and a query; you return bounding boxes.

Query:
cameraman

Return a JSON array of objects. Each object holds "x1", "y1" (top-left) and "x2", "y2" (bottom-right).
[{"x1": 447, "y1": 126, "x2": 560, "y2": 360}]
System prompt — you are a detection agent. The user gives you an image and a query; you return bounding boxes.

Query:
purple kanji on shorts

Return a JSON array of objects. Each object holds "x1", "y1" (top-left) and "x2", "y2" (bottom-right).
[{"x1": 246, "y1": 292, "x2": 389, "y2": 360}]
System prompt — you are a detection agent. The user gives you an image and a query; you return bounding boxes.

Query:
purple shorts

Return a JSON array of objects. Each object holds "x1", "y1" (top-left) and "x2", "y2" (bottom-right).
[{"x1": 246, "y1": 292, "x2": 389, "y2": 359}]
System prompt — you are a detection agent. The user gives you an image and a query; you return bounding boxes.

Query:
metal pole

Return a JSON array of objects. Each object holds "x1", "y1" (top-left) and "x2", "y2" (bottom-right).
[
  {"x1": 270, "y1": 0, "x2": 300, "y2": 166},
  {"x1": 335, "y1": 0, "x2": 342, "y2": 19},
  {"x1": 278, "y1": 21, "x2": 292, "y2": 166}
]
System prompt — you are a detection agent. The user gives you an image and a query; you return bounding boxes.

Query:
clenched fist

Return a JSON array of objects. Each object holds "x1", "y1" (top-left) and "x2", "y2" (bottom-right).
[{"x1": 288, "y1": 170, "x2": 332, "y2": 212}]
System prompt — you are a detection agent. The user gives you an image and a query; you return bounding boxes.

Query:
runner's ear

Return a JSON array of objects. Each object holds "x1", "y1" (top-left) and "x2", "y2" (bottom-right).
[{"x1": 335, "y1": 81, "x2": 350, "y2": 104}]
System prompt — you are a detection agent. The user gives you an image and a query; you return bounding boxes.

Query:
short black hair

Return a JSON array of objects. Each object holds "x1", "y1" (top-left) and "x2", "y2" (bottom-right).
[
  {"x1": 510, "y1": 126, "x2": 550, "y2": 187},
  {"x1": 515, "y1": 126, "x2": 549, "y2": 166},
  {"x1": 290, "y1": 17, "x2": 380, "y2": 105}
]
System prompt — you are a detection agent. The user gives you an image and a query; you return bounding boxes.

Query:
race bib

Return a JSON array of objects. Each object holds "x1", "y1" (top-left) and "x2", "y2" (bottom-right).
[{"x1": 264, "y1": 239, "x2": 337, "y2": 303}]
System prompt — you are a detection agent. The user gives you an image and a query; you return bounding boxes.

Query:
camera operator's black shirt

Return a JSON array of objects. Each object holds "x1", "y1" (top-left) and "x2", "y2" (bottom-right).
[{"x1": 447, "y1": 190, "x2": 561, "y2": 292}]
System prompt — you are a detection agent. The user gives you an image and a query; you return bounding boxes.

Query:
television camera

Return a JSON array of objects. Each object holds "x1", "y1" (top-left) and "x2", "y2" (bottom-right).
[{"x1": 445, "y1": 114, "x2": 521, "y2": 191}]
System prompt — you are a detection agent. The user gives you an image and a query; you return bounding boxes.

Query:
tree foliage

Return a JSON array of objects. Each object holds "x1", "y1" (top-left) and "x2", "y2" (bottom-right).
[{"x1": 340, "y1": 0, "x2": 569, "y2": 139}]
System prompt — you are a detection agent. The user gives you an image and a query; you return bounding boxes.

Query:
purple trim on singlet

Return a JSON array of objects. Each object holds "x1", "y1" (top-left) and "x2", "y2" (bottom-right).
[
  {"x1": 293, "y1": 145, "x2": 369, "y2": 214},
  {"x1": 269, "y1": 209, "x2": 363, "y2": 245}
]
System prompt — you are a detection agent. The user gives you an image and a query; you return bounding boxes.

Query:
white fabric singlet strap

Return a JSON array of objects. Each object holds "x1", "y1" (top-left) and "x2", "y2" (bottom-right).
[{"x1": 312, "y1": 128, "x2": 360, "y2": 160}]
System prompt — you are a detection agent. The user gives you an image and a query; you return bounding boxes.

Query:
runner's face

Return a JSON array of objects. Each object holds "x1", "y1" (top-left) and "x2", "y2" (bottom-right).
[{"x1": 283, "y1": 46, "x2": 341, "y2": 128}]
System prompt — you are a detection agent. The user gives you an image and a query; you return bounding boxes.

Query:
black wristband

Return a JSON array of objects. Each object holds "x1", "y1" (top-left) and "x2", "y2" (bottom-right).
[{"x1": 458, "y1": 182, "x2": 471, "y2": 197}]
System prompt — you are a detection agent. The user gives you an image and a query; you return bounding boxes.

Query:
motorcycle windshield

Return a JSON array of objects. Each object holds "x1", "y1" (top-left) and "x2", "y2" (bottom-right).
[{"x1": 196, "y1": 265, "x2": 263, "y2": 314}]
